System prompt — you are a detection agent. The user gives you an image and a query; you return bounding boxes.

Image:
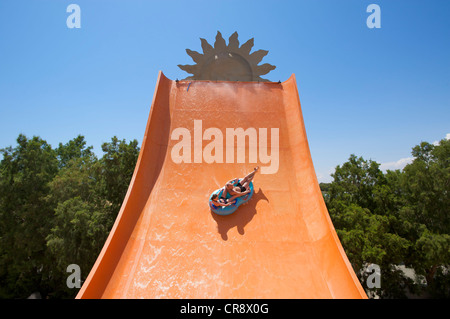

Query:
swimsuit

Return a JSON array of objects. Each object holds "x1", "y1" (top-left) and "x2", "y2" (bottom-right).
[{"x1": 235, "y1": 182, "x2": 246, "y2": 192}]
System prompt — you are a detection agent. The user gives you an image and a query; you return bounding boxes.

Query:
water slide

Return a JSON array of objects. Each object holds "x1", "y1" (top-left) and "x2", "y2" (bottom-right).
[{"x1": 76, "y1": 72, "x2": 367, "y2": 299}]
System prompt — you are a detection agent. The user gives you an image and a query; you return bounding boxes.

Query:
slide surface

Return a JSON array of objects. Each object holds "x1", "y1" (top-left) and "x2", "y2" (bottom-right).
[{"x1": 76, "y1": 72, "x2": 367, "y2": 298}]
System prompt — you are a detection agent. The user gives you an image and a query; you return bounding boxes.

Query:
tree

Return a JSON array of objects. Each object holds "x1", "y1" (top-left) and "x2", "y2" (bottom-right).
[
  {"x1": 328, "y1": 154, "x2": 387, "y2": 212},
  {"x1": 56, "y1": 135, "x2": 94, "y2": 169},
  {"x1": 400, "y1": 139, "x2": 450, "y2": 297},
  {"x1": 403, "y1": 140, "x2": 449, "y2": 234},
  {"x1": 98, "y1": 137, "x2": 140, "y2": 216},
  {"x1": 0, "y1": 135, "x2": 58, "y2": 298},
  {"x1": 325, "y1": 154, "x2": 413, "y2": 298},
  {"x1": 0, "y1": 134, "x2": 141, "y2": 298},
  {"x1": 45, "y1": 136, "x2": 104, "y2": 298},
  {"x1": 325, "y1": 138, "x2": 450, "y2": 298},
  {"x1": 45, "y1": 136, "x2": 140, "y2": 298}
]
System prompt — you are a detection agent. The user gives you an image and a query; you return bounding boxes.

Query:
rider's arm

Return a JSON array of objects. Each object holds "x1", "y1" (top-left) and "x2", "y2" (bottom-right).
[{"x1": 220, "y1": 187, "x2": 228, "y2": 199}]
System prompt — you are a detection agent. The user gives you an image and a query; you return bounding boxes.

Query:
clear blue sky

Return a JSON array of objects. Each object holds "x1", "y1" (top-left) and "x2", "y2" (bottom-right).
[{"x1": 1, "y1": 0, "x2": 449, "y2": 182}]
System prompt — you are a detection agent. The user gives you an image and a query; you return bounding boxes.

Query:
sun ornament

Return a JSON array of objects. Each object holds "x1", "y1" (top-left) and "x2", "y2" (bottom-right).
[{"x1": 178, "y1": 31, "x2": 276, "y2": 82}]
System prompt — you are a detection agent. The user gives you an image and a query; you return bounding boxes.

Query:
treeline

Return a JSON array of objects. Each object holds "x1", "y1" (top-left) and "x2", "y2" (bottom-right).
[
  {"x1": 0, "y1": 134, "x2": 139, "y2": 298},
  {"x1": 321, "y1": 138, "x2": 449, "y2": 298},
  {"x1": 0, "y1": 134, "x2": 448, "y2": 299}
]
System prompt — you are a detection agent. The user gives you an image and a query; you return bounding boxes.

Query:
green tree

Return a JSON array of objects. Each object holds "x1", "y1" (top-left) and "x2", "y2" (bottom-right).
[
  {"x1": 56, "y1": 135, "x2": 94, "y2": 169},
  {"x1": 0, "y1": 135, "x2": 58, "y2": 298},
  {"x1": 45, "y1": 136, "x2": 105, "y2": 298},
  {"x1": 326, "y1": 139, "x2": 450, "y2": 298},
  {"x1": 46, "y1": 196, "x2": 109, "y2": 298},
  {"x1": 328, "y1": 154, "x2": 387, "y2": 212},
  {"x1": 98, "y1": 137, "x2": 140, "y2": 215},
  {"x1": 400, "y1": 139, "x2": 450, "y2": 297},
  {"x1": 45, "y1": 136, "x2": 140, "y2": 298},
  {"x1": 0, "y1": 134, "x2": 140, "y2": 298},
  {"x1": 326, "y1": 154, "x2": 413, "y2": 298}
]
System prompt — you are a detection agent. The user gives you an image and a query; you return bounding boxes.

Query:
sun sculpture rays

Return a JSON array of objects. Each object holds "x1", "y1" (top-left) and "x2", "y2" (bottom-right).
[{"x1": 178, "y1": 31, "x2": 276, "y2": 82}]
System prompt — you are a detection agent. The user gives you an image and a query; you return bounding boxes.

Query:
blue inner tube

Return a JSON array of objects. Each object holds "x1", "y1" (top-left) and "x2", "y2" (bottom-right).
[{"x1": 209, "y1": 179, "x2": 254, "y2": 216}]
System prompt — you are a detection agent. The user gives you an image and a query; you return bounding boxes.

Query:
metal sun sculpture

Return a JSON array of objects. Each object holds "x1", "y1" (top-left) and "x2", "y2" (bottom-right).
[{"x1": 178, "y1": 31, "x2": 276, "y2": 82}]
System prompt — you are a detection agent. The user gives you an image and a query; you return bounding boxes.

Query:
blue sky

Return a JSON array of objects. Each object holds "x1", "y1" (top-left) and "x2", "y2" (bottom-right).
[{"x1": 0, "y1": 0, "x2": 449, "y2": 182}]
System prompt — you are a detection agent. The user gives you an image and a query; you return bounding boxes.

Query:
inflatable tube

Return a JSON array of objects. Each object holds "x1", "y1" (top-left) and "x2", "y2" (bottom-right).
[{"x1": 209, "y1": 179, "x2": 254, "y2": 216}]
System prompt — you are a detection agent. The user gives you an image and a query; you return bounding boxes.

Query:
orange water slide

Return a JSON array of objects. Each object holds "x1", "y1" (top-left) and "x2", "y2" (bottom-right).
[{"x1": 76, "y1": 72, "x2": 367, "y2": 298}]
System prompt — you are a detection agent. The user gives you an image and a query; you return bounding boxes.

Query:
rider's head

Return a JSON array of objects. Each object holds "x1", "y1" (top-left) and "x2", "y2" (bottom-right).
[
  {"x1": 225, "y1": 183, "x2": 234, "y2": 190},
  {"x1": 211, "y1": 194, "x2": 218, "y2": 201}
]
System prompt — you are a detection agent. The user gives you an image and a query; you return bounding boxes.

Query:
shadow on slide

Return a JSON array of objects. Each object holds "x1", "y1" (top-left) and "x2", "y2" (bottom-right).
[{"x1": 210, "y1": 188, "x2": 269, "y2": 240}]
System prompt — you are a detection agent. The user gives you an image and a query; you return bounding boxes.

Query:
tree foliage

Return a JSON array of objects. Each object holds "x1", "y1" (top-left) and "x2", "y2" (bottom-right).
[
  {"x1": 0, "y1": 135, "x2": 139, "y2": 298},
  {"x1": 0, "y1": 133, "x2": 448, "y2": 298},
  {"x1": 323, "y1": 138, "x2": 450, "y2": 298}
]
